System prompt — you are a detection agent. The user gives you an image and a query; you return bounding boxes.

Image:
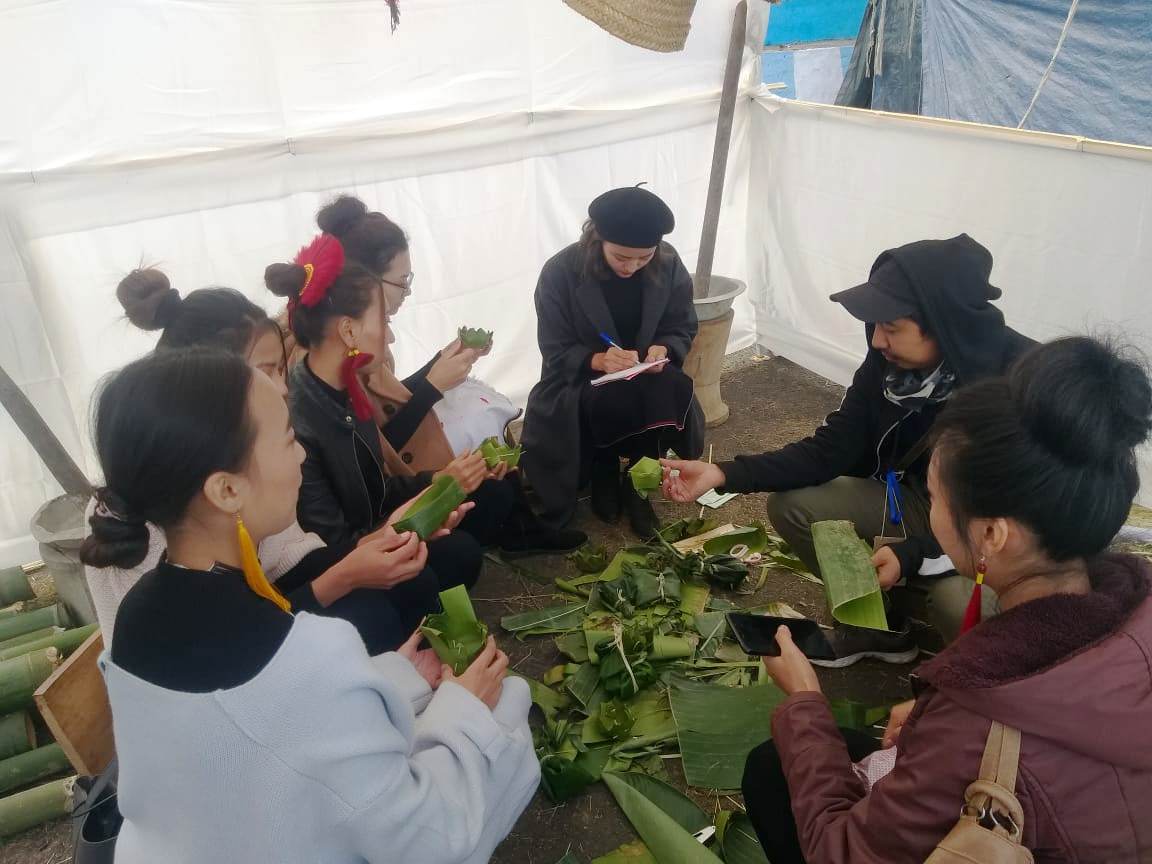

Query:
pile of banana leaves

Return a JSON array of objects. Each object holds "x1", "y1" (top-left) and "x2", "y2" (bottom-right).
[{"x1": 502, "y1": 518, "x2": 891, "y2": 853}]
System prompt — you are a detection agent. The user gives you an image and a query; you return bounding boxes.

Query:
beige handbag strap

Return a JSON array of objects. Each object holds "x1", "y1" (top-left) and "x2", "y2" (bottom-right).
[
  {"x1": 963, "y1": 721, "x2": 1027, "y2": 845},
  {"x1": 978, "y1": 721, "x2": 1021, "y2": 791}
]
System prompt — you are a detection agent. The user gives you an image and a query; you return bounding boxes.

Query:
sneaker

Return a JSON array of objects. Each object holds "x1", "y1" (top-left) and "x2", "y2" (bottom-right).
[
  {"x1": 623, "y1": 478, "x2": 661, "y2": 539},
  {"x1": 809, "y1": 619, "x2": 919, "y2": 669},
  {"x1": 590, "y1": 454, "x2": 622, "y2": 523},
  {"x1": 500, "y1": 526, "x2": 588, "y2": 560}
]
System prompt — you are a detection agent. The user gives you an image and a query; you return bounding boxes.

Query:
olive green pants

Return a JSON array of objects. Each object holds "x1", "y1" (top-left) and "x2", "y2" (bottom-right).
[{"x1": 765, "y1": 476, "x2": 998, "y2": 643}]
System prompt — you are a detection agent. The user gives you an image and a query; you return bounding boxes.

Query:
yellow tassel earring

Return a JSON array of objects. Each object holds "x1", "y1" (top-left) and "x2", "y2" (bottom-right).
[{"x1": 236, "y1": 515, "x2": 291, "y2": 613}]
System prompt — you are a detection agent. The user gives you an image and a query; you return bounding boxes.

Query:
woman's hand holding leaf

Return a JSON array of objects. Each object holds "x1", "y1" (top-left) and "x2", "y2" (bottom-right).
[
  {"x1": 345, "y1": 531, "x2": 428, "y2": 589},
  {"x1": 487, "y1": 460, "x2": 511, "y2": 481},
  {"x1": 397, "y1": 627, "x2": 444, "y2": 688},
  {"x1": 659, "y1": 459, "x2": 725, "y2": 503},
  {"x1": 435, "y1": 450, "x2": 488, "y2": 494},
  {"x1": 442, "y1": 636, "x2": 507, "y2": 710},
  {"x1": 760, "y1": 626, "x2": 822, "y2": 696},
  {"x1": 428, "y1": 340, "x2": 479, "y2": 392},
  {"x1": 872, "y1": 545, "x2": 902, "y2": 590},
  {"x1": 387, "y1": 494, "x2": 473, "y2": 540},
  {"x1": 881, "y1": 698, "x2": 916, "y2": 748}
]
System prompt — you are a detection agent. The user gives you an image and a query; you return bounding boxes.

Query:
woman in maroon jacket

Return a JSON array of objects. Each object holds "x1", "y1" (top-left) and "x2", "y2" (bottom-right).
[{"x1": 745, "y1": 335, "x2": 1152, "y2": 863}]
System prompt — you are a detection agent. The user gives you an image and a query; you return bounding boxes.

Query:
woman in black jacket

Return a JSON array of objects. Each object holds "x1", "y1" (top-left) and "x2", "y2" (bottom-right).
[{"x1": 521, "y1": 187, "x2": 704, "y2": 537}]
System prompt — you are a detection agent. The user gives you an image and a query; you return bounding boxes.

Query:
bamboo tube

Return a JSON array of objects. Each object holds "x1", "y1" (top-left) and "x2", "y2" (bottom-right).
[
  {"x1": 0, "y1": 776, "x2": 76, "y2": 837},
  {"x1": 0, "y1": 745, "x2": 70, "y2": 797},
  {"x1": 0, "y1": 570, "x2": 34, "y2": 608},
  {"x1": 0, "y1": 605, "x2": 25, "y2": 621},
  {"x1": 0, "y1": 713, "x2": 34, "y2": 761},
  {"x1": 0, "y1": 607, "x2": 62, "y2": 644},
  {"x1": 0, "y1": 628, "x2": 62, "y2": 654},
  {"x1": 0, "y1": 625, "x2": 99, "y2": 663},
  {"x1": 0, "y1": 650, "x2": 61, "y2": 715}
]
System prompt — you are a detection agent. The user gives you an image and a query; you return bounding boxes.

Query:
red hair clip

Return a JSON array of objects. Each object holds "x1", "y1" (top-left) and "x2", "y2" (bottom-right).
[{"x1": 293, "y1": 233, "x2": 345, "y2": 308}]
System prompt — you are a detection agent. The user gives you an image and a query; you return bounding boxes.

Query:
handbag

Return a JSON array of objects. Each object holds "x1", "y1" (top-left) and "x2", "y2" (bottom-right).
[
  {"x1": 925, "y1": 721, "x2": 1034, "y2": 863},
  {"x1": 71, "y1": 757, "x2": 120, "y2": 864}
]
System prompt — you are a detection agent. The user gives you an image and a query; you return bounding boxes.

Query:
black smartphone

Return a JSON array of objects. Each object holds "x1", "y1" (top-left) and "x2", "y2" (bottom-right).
[{"x1": 726, "y1": 613, "x2": 837, "y2": 661}]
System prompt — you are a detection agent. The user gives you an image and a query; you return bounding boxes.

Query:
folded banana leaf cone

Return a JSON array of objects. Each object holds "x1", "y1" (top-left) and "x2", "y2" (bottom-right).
[
  {"x1": 420, "y1": 585, "x2": 488, "y2": 674},
  {"x1": 392, "y1": 475, "x2": 468, "y2": 539},
  {"x1": 628, "y1": 457, "x2": 662, "y2": 499},
  {"x1": 477, "y1": 436, "x2": 522, "y2": 469},
  {"x1": 458, "y1": 326, "x2": 494, "y2": 350}
]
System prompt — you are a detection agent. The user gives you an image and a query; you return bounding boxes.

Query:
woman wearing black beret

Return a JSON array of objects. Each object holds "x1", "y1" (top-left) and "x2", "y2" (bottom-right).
[{"x1": 522, "y1": 186, "x2": 704, "y2": 537}]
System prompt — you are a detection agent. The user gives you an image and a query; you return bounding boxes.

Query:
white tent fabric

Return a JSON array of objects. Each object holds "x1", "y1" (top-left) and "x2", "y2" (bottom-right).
[
  {"x1": 0, "y1": 0, "x2": 765, "y2": 566},
  {"x1": 747, "y1": 95, "x2": 1152, "y2": 501}
]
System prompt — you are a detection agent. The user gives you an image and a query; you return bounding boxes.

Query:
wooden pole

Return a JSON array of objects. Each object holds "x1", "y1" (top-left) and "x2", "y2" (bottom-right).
[
  {"x1": 0, "y1": 606, "x2": 63, "y2": 644},
  {"x1": 0, "y1": 365, "x2": 91, "y2": 497},
  {"x1": 0, "y1": 744, "x2": 70, "y2": 797},
  {"x1": 0, "y1": 776, "x2": 75, "y2": 837},
  {"x1": 0, "y1": 712, "x2": 34, "y2": 761},
  {"x1": 0, "y1": 650, "x2": 61, "y2": 715},
  {"x1": 694, "y1": 0, "x2": 748, "y2": 297},
  {"x1": 0, "y1": 625, "x2": 100, "y2": 663}
]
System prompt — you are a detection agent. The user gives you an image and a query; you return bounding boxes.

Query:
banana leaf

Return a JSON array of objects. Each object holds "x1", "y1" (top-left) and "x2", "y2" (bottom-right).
[
  {"x1": 717, "y1": 811, "x2": 770, "y2": 864},
  {"x1": 556, "y1": 632, "x2": 590, "y2": 663},
  {"x1": 702, "y1": 523, "x2": 769, "y2": 558},
  {"x1": 569, "y1": 545, "x2": 609, "y2": 574},
  {"x1": 669, "y1": 676, "x2": 786, "y2": 790},
  {"x1": 501, "y1": 602, "x2": 586, "y2": 635},
  {"x1": 592, "y1": 841, "x2": 656, "y2": 863},
  {"x1": 392, "y1": 475, "x2": 468, "y2": 539},
  {"x1": 582, "y1": 687, "x2": 674, "y2": 746},
  {"x1": 566, "y1": 662, "x2": 603, "y2": 709},
  {"x1": 700, "y1": 554, "x2": 748, "y2": 588},
  {"x1": 626, "y1": 565, "x2": 681, "y2": 608},
  {"x1": 812, "y1": 520, "x2": 889, "y2": 631},
  {"x1": 628, "y1": 457, "x2": 662, "y2": 500},
  {"x1": 602, "y1": 772, "x2": 721, "y2": 864},
  {"x1": 477, "y1": 436, "x2": 522, "y2": 469},
  {"x1": 598, "y1": 700, "x2": 637, "y2": 740},
  {"x1": 598, "y1": 643, "x2": 658, "y2": 700},
  {"x1": 512, "y1": 672, "x2": 572, "y2": 722},
  {"x1": 657, "y1": 517, "x2": 721, "y2": 543},
  {"x1": 829, "y1": 699, "x2": 890, "y2": 731},
  {"x1": 693, "y1": 612, "x2": 728, "y2": 659},
  {"x1": 458, "y1": 325, "x2": 494, "y2": 349},
  {"x1": 541, "y1": 745, "x2": 611, "y2": 802},
  {"x1": 602, "y1": 548, "x2": 658, "y2": 583},
  {"x1": 678, "y1": 582, "x2": 710, "y2": 616},
  {"x1": 420, "y1": 585, "x2": 487, "y2": 674},
  {"x1": 554, "y1": 854, "x2": 585, "y2": 864}
]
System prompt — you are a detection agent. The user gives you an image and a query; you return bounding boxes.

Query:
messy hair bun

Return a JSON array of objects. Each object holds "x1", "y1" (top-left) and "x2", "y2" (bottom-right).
[
  {"x1": 264, "y1": 263, "x2": 308, "y2": 301},
  {"x1": 117, "y1": 268, "x2": 182, "y2": 331},
  {"x1": 316, "y1": 195, "x2": 369, "y2": 238},
  {"x1": 315, "y1": 195, "x2": 408, "y2": 276}
]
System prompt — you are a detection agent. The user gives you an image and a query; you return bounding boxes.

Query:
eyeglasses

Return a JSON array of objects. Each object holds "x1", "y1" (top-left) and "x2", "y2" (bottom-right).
[{"x1": 381, "y1": 272, "x2": 415, "y2": 296}]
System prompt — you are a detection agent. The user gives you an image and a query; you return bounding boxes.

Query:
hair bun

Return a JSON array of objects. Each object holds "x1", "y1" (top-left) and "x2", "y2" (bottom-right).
[
  {"x1": 316, "y1": 195, "x2": 369, "y2": 238},
  {"x1": 117, "y1": 268, "x2": 182, "y2": 331},
  {"x1": 81, "y1": 487, "x2": 151, "y2": 569},
  {"x1": 264, "y1": 263, "x2": 308, "y2": 300}
]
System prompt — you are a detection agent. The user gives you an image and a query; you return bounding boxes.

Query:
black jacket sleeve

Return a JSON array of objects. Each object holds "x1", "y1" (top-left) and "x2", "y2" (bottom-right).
[
  {"x1": 275, "y1": 542, "x2": 356, "y2": 612},
  {"x1": 296, "y1": 440, "x2": 359, "y2": 547},
  {"x1": 718, "y1": 353, "x2": 882, "y2": 494},
  {"x1": 536, "y1": 267, "x2": 597, "y2": 384},
  {"x1": 381, "y1": 471, "x2": 435, "y2": 516},
  {"x1": 381, "y1": 376, "x2": 443, "y2": 452},
  {"x1": 651, "y1": 253, "x2": 698, "y2": 364}
]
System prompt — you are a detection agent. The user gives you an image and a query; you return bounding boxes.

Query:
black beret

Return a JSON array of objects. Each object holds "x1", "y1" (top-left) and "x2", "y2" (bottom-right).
[{"x1": 588, "y1": 186, "x2": 675, "y2": 248}]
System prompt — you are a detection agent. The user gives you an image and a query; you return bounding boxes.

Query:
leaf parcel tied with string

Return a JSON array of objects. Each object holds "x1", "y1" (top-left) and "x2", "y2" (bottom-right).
[
  {"x1": 477, "y1": 436, "x2": 522, "y2": 469},
  {"x1": 628, "y1": 457, "x2": 662, "y2": 500},
  {"x1": 457, "y1": 326, "x2": 494, "y2": 350},
  {"x1": 392, "y1": 475, "x2": 468, "y2": 539},
  {"x1": 812, "y1": 520, "x2": 890, "y2": 631},
  {"x1": 420, "y1": 585, "x2": 488, "y2": 674}
]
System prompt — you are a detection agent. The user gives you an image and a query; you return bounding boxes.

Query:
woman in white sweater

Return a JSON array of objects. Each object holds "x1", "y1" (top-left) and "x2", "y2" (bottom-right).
[
  {"x1": 82, "y1": 348, "x2": 538, "y2": 863},
  {"x1": 86, "y1": 269, "x2": 477, "y2": 655}
]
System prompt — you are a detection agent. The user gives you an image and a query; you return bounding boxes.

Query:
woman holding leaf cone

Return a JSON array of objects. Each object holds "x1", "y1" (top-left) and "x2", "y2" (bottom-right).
[
  {"x1": 522, "y1": 186, "x2": 704, "y2": 538},
  {"x1": 85, "y1": 267, "x2": 467, "y2": 656},
  {"x1": 305, "y1": 195, "x2": 586, "y2": 559},
  {"x1": 743, "y1": 337, "x2": 1152, "y2": 863},
  {"x1": 87, "y1": 349, "x2": 537, "y2": 863}
]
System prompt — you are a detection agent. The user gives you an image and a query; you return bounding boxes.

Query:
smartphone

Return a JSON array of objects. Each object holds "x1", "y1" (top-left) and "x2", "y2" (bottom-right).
[{"x1": 726, "y1": 613, "x2": 837, "y2": 661}]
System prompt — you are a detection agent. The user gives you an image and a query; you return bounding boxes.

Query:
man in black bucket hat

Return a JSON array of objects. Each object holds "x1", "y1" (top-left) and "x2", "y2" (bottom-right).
[{"x1": 663, "y1": 235, "x2": 1035, "y2": 660}]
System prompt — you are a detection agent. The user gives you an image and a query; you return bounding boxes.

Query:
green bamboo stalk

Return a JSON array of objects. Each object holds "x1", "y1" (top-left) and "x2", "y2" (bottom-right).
[
  {"x1": 0, "y1": 628, "x2": 62, "y2": 654},
  {"x1": 0, "y1": 625, "x2": 99, "y2": 663},
  {"x1": 0, "y1": 776, "x2": 76, "y2": 837},
  {"x1": 0, "y1": 650, "x2": 60, "y2": 715},
  {"x1": 0, "y1": 604, "x2": 25, "y2": 621},
  {"x1": 0, "y1": 745, "x2": 70, "y2": 796},
  {"x1": 0, "y1": 606, "x2": 63, "y2": 644},
  {"x1": 0, "y1": 713, "x2": 33, "y2": 761},
  {"x1": 0, "y1": 570, "x2": 34, "y2": 608}
]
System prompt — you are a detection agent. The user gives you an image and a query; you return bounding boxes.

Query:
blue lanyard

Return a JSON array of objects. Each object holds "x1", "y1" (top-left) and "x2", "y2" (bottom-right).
[{"x1": 884, "y1": 470, "x2": 904, "y2": 526}]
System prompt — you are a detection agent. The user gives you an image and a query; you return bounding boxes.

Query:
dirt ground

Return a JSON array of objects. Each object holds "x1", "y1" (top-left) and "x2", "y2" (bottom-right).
[{"x1": 0, "y1": 352, "x2": 923, "y2": 863}]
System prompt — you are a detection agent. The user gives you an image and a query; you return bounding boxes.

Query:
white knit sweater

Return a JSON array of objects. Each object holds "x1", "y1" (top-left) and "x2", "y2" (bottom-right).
[
  {"x1": 84, "y1": 511, "x2": 325, "y2": 640},
  {"x1": 101, "y1": 613, "x2": 539, "y2": 863}
]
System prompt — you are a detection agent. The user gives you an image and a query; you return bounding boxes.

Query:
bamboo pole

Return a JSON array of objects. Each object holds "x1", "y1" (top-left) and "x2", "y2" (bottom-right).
[
  {"x1": 0, "y1": 745, "x2": 70, "y2": 797},
  {"x1": 0, "y1": 776, "x2": 75, "y2": 837},
  {"x1": 0, "y1": 628, "x2": 63, "y2": 655},
  {"x1": 0, "y1": 626, "x2": 99, "y2": 663},
  {"x1": 0, "y1": 713, "x2": 34, "y2": 761},
  {"x1": 0, "y1": 605, "x2": 26, "y2": 621},
  {"x1": 0, "y1": 606, "x2": 63, "y2": 644},
  {"x1": 0, "y1": 650, "x2": 61, "y2": 715},
  {"x1": 0, "y1": 570, "x2": 34, "y2": 608}
]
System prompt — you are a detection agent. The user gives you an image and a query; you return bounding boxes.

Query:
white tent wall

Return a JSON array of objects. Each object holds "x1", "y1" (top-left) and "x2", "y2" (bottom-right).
[
  {"x1": 747, "y1": 95, "x2": 1152, "y2": 503},
  {"x1": 0, "y1": 0, "x2": 766, "y2": 567}
]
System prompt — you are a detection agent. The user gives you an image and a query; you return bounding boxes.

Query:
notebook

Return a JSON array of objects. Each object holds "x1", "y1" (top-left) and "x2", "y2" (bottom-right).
[{"x1": 590, "y1": 357, "x2": 670, "y2": 386}]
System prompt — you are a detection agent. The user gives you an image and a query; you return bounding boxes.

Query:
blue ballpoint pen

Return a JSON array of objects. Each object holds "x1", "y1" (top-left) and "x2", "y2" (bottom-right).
[{"x1": 599, "y1": 332, "x2": 624, "y2": 351}]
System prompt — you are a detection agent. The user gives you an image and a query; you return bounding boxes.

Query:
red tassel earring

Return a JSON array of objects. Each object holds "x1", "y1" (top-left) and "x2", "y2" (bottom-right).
[
  {"x1": 959, "y1": 555, "x2": 987, "y2": 635},
  {"x1": 342, "y1": 347, "x2": 375, "y2": 421}
]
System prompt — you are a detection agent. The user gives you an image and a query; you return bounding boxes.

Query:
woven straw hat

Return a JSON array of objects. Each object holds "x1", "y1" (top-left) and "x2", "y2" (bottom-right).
[{"x1": 564, "y1": 0, "x2": 699, "y2": 53}]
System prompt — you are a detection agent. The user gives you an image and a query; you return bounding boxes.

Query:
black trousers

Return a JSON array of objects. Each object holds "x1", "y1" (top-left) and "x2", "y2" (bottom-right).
[
  {"x1": 742, "y1": 729, "x2": 881, "y2": 864},
  {"x1": 457, "y1": 476, "x2": 517, "y2": 547}
]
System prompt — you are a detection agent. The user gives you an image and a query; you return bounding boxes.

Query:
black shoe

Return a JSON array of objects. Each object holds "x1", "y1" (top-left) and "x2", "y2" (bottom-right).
[
  {"x1": 500, "y1": 526, "x2": 588, "y2": 560},
  {"x1": 809, "y1": 619, "x2": 919, "y2": 669},
  {"x1": 623, "y1": 478, "x2": 661, "y2": 539},
  {"x1": 590, "y1": 454, "x2": 622, "y2": 523}
]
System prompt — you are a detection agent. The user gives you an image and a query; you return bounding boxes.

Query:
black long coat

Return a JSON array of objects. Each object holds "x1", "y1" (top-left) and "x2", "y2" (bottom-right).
[{"x1": 522, "y1": 242, "x2": 704, "y2": 527}]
